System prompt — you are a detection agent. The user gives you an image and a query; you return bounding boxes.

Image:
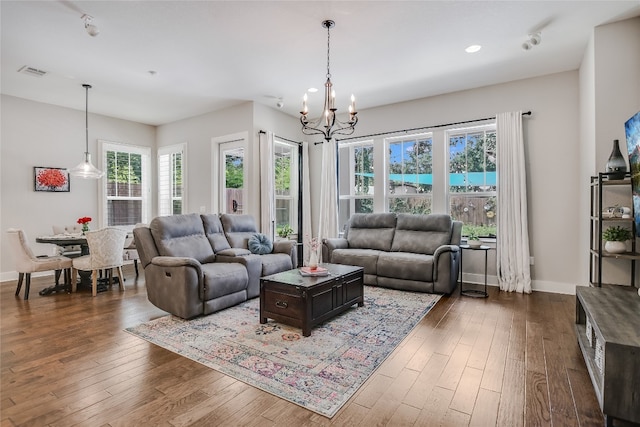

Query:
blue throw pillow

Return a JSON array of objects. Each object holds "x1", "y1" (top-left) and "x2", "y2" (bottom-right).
[{"x1": 248, "y1": 233, "x2": 273, "y2": 255}]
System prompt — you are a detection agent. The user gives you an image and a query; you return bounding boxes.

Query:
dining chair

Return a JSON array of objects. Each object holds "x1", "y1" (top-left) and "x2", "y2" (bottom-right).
[
  {"x1": 71, "y1": 227, "x2": 127, "y2": 297},
  {"x1": 6, "y1": 228, "x2": 73, "y2": 300},
  {"x1": 123, "y1": 231, "x2": 139, "y2": 277},
  {"x1": 51, "y1": 224, "x2": 84, "y2": 258}
]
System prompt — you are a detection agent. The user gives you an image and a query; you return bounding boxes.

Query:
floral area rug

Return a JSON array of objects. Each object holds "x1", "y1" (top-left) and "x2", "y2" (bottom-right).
[{"x1": 125, "y1": 286, "x2": 441, "y2": 418}]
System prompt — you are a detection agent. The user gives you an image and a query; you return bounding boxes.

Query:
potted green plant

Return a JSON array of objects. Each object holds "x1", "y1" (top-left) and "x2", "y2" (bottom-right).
[
  {"x1": 602, "y1": 225, "x2": 632, "y2": 254},
  {"x1": 277, "y1": 224, "x2": 293, "y2": 240},
  {"x1": 466, "y1": 227, "x2": 482, "y2": 248}
]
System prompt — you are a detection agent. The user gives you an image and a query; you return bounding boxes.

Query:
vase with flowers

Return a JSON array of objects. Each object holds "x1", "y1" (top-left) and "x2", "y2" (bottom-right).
[
  {"x1": 306, "y1": 235, "x2": 320, "y2": 270},
  {"x1": 77, "y1": 216, "x2": 92, "y2": 234}
]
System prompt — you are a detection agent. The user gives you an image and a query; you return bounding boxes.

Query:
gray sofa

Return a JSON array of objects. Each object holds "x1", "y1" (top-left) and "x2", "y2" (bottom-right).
[
  {"x1": 133, "y1": 213, "x2": 296, "y2": 319},
  {"x1": 322, "y1": 213, "x2": 461, "y2": 294}
]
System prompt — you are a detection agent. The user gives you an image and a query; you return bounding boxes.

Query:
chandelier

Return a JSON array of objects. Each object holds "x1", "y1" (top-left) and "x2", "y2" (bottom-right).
[{"x1": 300, "y1": 20, "x2": 358, "y2": 142}]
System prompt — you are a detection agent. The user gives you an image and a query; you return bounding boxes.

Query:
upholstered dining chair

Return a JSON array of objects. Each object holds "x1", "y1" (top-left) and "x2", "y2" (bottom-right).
[
  {"x1": 71, "y1": 227, "x2": 127, "y2": 297},
  {"x1": 6, "y1": 228, "x2": 73, "y2": 300},
  {"x1": 123, "y1": 231, "x2": 139, "y2": 277},
  {"x1": 52, "y1": 224, "x2": 84, "y2": 258}
]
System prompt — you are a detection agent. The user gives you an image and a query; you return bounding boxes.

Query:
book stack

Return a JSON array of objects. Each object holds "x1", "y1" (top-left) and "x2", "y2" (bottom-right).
[{"x1": 299, "y1": 266, "x2": 329, "y2": 277}]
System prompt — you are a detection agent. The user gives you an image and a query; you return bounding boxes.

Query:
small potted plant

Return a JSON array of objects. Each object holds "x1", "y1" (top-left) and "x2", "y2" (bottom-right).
[
  {"x1": 602, "y1": 226, "x2": 632, "y2": 254},
  {"x1": 277, "y1": 224, "x2": 293, "y2": 240},
  {"x1": 466, "y1": 227, "x2": 482, "y2": 248}
]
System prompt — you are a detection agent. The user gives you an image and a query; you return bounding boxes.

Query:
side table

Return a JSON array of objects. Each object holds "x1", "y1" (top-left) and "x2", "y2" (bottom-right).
[{"x1": 459, "y1": 244, "x2": 490, "y2": 298}]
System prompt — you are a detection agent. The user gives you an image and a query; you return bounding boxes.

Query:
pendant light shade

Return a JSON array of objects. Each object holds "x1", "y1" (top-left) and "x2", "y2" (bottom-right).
[{"x1": 70, "y1": 84, "x2": 104, "y2": 179}]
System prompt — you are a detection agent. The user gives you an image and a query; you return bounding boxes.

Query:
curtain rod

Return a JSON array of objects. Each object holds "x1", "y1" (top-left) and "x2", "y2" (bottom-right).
[
  {"x1": 258, "y1": 130, "x2": 302, "y2": 145},
  {"x1": 332, "y1": 111, "x2": 532, "y2": 144}
]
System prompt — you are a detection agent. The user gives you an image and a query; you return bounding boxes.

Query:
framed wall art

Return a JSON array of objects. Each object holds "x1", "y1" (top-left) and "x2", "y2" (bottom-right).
[{"x1": 34, "y1": 166, "x2": 70, "y2": 192}]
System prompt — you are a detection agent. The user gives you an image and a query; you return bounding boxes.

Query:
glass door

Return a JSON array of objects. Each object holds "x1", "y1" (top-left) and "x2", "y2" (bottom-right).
[{"x1": 219, "y1": 140, "x2": 247, "y2": 214}]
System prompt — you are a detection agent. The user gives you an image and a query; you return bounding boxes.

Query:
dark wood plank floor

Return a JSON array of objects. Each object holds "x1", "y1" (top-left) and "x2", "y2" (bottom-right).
[{"x1": 0, "y1": 268, "x2": 613, "y2": 426}]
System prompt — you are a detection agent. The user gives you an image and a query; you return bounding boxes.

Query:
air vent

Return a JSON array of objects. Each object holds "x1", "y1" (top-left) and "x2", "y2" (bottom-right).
[{"x1": 17, "y1": 66, "x2": 48, "y2": 77}]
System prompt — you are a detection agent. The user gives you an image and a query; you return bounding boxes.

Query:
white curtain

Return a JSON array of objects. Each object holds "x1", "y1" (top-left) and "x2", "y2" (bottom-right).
[
  {"x1": 302, "y1": 141, "x2": 312, "y2": 264},
  {"x1": 317, "y1": 139, "x2": 339, "y2": 260},
  {"x1": 259, "y1": 131, "x2": 275, "y2": 239},
  {"x1": 496, "y1": 111, "x2": 531, "y2": 293}
]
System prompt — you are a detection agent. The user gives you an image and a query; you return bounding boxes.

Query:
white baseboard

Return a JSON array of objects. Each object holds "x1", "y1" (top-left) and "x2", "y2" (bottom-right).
[{"x1": 462, "y1": 273, "x2": 576, "y2": 295}]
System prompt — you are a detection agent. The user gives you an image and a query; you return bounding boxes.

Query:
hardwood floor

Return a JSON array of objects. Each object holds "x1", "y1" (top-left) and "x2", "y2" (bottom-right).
[{"x1": 0, "y1": 269, "x2": 613, "y2": 426}]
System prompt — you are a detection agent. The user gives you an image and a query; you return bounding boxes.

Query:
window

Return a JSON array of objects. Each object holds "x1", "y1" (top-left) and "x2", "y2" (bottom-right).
[
  {"x1": 448, "y1": 126, "x2": 496, "y2": 236},
  {"x1": 338, "y1": 141, "x2": 374, "y2": 228},
  {"x1": 336, "y1": 123, "x2": 498, "y2": 237},
  {"x1": 274, "y1": 139, "x2": 299, "y2": 235},
  {"x1": 387, "y1": 134, "x2": 432, "y2": 214},
  {"x1": 158, "y1": 143, "x2": 185, "y2": 216},
  {"x1": 100, "y1": 141, "x2": 151, "y2": 229}
]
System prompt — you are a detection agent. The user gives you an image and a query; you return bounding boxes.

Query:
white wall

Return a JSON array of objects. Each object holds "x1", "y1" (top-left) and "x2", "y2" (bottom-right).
[
  {"x1": 307, "y1": 71, "x2": 581, "y2": 294},
  {"x1": 156, "y1": 102, "x2": 254, "y2": 217},
  {"x1": 155, "y1": 101, "x2": 300, "y2": 222},
  {"x1": 0, "y1": 95, "x2": 155, "y2": 281},
  {"x1": 579, "y1": 17, "x2": 640, "y2": 288}
]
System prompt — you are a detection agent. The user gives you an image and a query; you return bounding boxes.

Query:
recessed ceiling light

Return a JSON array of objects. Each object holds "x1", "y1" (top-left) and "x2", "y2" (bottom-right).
[
  {"x1": 465, "y1": 45, "x2": 482, "y2": 53},
  {"x1": 307, "y1": 88, "x2": 318, "y2": 93}
]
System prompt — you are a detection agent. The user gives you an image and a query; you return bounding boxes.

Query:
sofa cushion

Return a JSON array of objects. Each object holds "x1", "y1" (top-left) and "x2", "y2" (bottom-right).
[
  {"x1": 377, "y1": 251, "x2": 434, "y2": 282},
  {"x1": 150, "y1": 213, "x2": 215, "y2": 264},
  {"x1": 248, "y1": 233, "x2": 273, "y2": 255},
  {"x1": 201, "y1": 262, "x2": 248, "y2": 300},
  {"x1": 331, "y1": 248, "x2": 381, "y2": 276},
  {"x1": 391, "y1": 213, "x2": 452, "y2": 255},
  {"x1": 346, "y1": 213, "x2": 397, "y2": 251},
  {"x1": 220, "y1": 214, "x2": 258, "y2": 249},
  {"x1": 201, "y1": 214, "x2": 232, "y2": 252}
]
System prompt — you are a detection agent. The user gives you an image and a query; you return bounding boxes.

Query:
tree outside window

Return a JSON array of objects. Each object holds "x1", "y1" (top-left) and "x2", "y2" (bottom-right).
[{"x1": 449, "y1": 129, "x2": 496, "y2": 236}]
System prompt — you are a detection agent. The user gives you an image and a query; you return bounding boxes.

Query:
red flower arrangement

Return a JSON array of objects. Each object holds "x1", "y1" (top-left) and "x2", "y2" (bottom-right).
[
  {"x1": 37, "y1": 168, "x2": 67, "y2": 189},
  {"x1": 77, "y1": 216, "x2": 92, "y2": 233},
  {"x1": 77, "y1": 217, "x2": 92, "y2": 225}
]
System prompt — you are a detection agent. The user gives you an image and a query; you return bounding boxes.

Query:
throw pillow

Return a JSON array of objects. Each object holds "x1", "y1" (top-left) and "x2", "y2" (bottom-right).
[{"x1": 248, "y1": 233, "x2": 273, "y2": 255}]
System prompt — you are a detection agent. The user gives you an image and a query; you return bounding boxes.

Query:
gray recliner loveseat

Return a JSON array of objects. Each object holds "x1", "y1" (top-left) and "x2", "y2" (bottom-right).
[
  {"x1": 133, "y1": 213, "x2": 296, "y2": 319},
  {"x1": 322, "y1": 213, "x2": 461, "y2": 294}
]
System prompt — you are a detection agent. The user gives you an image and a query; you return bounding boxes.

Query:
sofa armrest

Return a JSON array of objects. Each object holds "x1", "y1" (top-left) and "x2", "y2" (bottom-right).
[
  {"x1": 272, "y1": 240, "x2": 297, "y2": 268},
  {"x1": 151, "y1": 255, "x2": 203, "y2": 271},
  {"x1": 432, "y1": 245, "x2": 460, "y2": 293},
  {"x1": 322, "y1": 238, "x2": 348, "y2": 262},
  {"x1": 144, "y1": 256, "x2": 205, "y2": 319}
]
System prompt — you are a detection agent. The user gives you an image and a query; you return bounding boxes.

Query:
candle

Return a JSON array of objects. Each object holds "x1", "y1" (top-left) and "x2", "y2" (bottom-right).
[
  {"x1": 351, "y1": 94, "x2": 355, "y2": 112},
  {"x1": 302, "y1": 93, "x2": 308, "y2": 114}
]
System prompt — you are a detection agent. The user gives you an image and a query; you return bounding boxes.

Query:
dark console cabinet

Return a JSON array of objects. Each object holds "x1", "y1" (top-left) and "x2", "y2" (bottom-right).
[{"x1": 575, "y1": 286, "x2": 640, "y2": 426}]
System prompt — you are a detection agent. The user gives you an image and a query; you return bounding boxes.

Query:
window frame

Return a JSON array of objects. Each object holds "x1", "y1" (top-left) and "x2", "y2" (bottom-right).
[
  {"x1": 384, "y1": 132, "x2": 433, "y2": 214},
  {"x1": 158, "y1": 143, "x2": 186, "y2": 217},
  {"x1": 273, "y1": 138, "x2": 299, "y2": 234},
  {"x1": 338, "y1": 139, "x2": 375, "y2": 219},
  {"x1": 98, "y1": 140, "x2": 151, "y2": 231},
  {"x1": 446, "y1": 124, "x2": 497, "y2": 237}
]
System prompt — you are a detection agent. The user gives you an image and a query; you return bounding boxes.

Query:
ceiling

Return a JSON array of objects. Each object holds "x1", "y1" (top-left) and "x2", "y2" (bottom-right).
[{"x1": 2, "y1": 1, "x2": 639, "y2": 126}]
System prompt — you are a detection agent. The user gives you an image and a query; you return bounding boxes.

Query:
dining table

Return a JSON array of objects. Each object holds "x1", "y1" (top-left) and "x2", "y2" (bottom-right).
[{"x1": 35, "y1": 234, "x2": 118, "y2": 295}]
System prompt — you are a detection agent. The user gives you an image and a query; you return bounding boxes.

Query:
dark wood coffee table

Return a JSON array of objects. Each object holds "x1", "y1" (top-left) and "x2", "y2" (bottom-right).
[{"x1": 260, "y1": 263, "x2": 364, "y2": 337}]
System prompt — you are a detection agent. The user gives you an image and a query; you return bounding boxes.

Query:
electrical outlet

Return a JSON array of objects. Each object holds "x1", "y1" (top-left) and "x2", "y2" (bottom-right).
[{"x1": 199, "y1": 206, "x2": 206, "y2": 213}]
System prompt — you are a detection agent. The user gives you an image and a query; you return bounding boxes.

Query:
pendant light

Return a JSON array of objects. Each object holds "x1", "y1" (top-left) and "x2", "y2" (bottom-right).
[{"x1": 70, "y1": 84, "x2": 104, "y2": 179}]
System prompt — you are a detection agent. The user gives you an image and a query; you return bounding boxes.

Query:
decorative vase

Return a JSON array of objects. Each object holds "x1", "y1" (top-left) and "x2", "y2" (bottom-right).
[
  {"x1": 308, "y1": 250, "x2": 319, "y2": 270},
  {"x1": 82, "y1": 224, "x2": 89, "y2": 234},
  {"x1": 604, "y1": 240, "x2": 626, "y2": 254},
  {"x1": 605, "y1": 139, "x2": 627, "y2": 180}
]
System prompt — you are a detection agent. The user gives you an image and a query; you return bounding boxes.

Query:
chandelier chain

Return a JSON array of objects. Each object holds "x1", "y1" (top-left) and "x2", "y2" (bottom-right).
[{"x1": 326, "y1": 24, "x2": 331, "y2": 79}]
